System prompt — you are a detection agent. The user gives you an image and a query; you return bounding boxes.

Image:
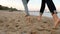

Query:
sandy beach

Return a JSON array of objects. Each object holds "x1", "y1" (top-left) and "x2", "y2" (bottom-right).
[{"x1": 0, "y1": 10, "x2": 60, "y2": 34}]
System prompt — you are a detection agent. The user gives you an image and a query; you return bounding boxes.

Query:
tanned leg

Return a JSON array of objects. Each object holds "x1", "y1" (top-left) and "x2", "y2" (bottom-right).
[
  {"x1": 37, "y1": 0, "x2": 45, "y2": 21},
  {"x1": 37, "y1": 13, "x2": 42, "y2": 21},
  {"x1": 52, "y1": 11, "x2": 60, "y2": 28}
]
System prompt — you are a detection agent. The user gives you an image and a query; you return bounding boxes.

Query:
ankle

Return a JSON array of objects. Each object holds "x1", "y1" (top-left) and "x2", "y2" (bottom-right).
[{"x1": 25, "y1": 15, "x2": 29, "y2": 17}]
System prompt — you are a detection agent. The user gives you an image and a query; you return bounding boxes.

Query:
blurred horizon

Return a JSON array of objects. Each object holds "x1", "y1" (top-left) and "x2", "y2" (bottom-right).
[{"x1": 0, "y1": 0, "x2": 60, "y2": 11}]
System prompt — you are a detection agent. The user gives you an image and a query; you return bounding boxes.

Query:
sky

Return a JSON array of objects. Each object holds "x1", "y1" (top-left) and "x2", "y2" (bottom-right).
[{"x1": 0, "y1": 0, "x2": 60, "y2": 11}]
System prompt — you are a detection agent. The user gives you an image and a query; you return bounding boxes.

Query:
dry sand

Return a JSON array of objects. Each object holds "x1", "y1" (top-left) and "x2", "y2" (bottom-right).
[{"x1": 0, "y1": 10, "x2": 60, "y2": 34}]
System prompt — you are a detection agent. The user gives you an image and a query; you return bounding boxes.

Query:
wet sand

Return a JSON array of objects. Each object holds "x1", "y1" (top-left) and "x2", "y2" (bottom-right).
[{"x1": 0, "y1": 10, "x2": 60, "y2": 34}]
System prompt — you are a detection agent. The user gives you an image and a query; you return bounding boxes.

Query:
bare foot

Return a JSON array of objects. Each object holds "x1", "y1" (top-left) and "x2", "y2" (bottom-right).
[
  {"x1": 25, "y1": 15, "x2": 30, "y2": 22},
  {"x1": 54, "y1": 19, "x2": 60, "y2": 28},
  {"x1": 37, "y1": 16, "x2": 41, "y2": 21}
]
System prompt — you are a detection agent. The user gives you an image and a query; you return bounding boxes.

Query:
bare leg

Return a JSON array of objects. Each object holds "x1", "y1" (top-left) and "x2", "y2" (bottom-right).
[
  {"x1": 37, "y1": 0, "x2": 45, "y2": 21},
  {"x1": 37, "y1": 13, "x2": 42, "y2": 21},
  {"x1": 25, "y1": 15, "x2": 30, "y2": 22},
  {"x1": 52, "y1": 11, "x2": 60, "y2": 28}
]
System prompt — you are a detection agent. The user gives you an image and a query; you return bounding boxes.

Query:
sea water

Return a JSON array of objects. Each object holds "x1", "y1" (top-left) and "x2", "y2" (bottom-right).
[{"x1": 29, "y1": 11, "x2": 60, "y2": 18}]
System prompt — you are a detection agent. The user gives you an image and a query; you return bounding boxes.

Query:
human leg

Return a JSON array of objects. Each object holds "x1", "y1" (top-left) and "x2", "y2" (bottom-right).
[
  {"x1": 22, "y1": 0, "x2": 29, "y2": 16},
  {"x1": 22, "y1": 0, "x2": 30, "y2": 22},
  {"x1": 46, "y1": 0, "x2": 60, "y2": 28},
  {"x1": 37, "y1": 0, "x2": 45, "y2": 21}
]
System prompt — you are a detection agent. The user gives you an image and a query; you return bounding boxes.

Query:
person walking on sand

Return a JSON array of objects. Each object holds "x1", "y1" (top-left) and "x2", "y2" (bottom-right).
[
  {"x1": 22, "y1": 0, "x2": 60, "y2": 28},
  {"x1": 37, "y1": 0, "x2": 60, "y2": 28},
  {"x1": 22, "y1": 0, "x2": 30, "y2": 21}
]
